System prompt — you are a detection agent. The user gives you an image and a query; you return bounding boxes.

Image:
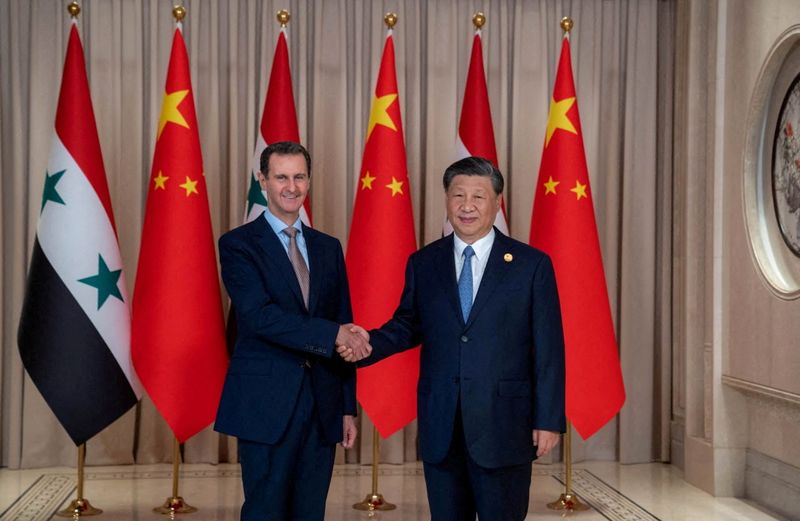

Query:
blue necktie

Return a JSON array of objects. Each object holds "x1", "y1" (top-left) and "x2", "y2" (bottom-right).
[{"x1": 458, "y1": 246, "x2": 475, "y2": 322}]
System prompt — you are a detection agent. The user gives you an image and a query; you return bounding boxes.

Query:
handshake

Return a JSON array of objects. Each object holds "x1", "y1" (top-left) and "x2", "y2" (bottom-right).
[{"x1": 335, "y1": 324, "x2": 371, "y2": 362}]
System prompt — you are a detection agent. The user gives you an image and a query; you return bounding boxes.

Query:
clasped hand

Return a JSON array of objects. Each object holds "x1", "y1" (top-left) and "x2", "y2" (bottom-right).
[{"x1": 336, "y1": 324, "x2": 371, "y2": 362}]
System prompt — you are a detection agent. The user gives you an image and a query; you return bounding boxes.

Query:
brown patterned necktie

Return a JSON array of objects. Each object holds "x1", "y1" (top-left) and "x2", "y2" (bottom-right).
[{"x1": 283, "y1": 226, "x2": 310, "y2": 308}]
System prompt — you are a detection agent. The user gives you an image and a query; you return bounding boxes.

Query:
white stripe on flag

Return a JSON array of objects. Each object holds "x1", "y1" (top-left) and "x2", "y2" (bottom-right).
[{"x1": 37, "y1": 136, "x2": 142, "y2": 397}]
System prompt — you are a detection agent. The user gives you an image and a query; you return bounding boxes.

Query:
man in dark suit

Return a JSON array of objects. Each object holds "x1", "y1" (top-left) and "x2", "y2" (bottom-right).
[
  {"x1": 215, "y1": 141, "x2": 370, "y2": 520},
  {"x1": 346, "y1": 156, "x2": 566, "y2": 520}
]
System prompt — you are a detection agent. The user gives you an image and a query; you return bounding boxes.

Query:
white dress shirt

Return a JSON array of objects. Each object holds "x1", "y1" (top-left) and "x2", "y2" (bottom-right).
[{"x1": 453, "y1": 229, "x2": 495, "y2": 302}]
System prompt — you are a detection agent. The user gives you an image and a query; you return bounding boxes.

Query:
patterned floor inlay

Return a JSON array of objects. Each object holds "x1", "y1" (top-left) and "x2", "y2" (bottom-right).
[
  {"x1": 550, "y1": 469, "x2": 661, "y2": 521},
  {"x1": 0, "y1": 466, "x2": 660, "y2": 521}
]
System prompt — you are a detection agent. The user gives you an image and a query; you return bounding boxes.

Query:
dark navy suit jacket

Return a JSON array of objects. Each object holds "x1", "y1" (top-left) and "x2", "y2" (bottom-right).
[
  {"x1": 214, "y1": 216, "x2": 356, "y2": 446},
  {"x1": 366, "y1": 230, "x2": 565, "y2": 469}
]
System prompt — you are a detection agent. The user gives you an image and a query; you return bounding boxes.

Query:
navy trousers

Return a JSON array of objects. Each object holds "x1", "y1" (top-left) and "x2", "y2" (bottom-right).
[
  {"x1": 237, "y1": 372, "x2": 335, "y2": 521},
  {"x1": 423, "y1": 408, "x2": 532, "y2": 521}
]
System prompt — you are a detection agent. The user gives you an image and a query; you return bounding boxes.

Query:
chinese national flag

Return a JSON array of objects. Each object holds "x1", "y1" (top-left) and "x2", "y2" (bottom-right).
[
  {"x1": 132, "y1": 25, "x2": 228, "y2": 443},
  {"x1": 346, "y1": 30, "x2": 419, "y2": 438},
  {"x1": 244, "y1": 27, "x2": 310, "y2": 225},
  {"x1": 450, "y1": 26, "x2": 508, "y2": 234},
  {"x1": 529, "y1": 35, "x2": 625, "y2": 440}
]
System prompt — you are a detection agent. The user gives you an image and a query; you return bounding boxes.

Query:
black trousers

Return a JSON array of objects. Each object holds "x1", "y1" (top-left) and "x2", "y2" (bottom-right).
[
  {"x1": 423, "y1": 408, "x2": 532, "y2": 521},
  {"x1": 238, "y1": 372, "x2": 335, "y2": 521}
]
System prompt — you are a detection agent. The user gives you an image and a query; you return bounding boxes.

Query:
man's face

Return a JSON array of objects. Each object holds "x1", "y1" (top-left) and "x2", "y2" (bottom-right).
[
  {"x1": 445, "y1": 174, "x2": 501, "y2": 244},
  {"x1": 259, "y1": 153, "x2": 309, "y2": 225}
]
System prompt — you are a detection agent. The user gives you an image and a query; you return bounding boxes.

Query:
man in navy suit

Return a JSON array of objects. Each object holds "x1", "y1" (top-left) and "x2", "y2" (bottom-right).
[
  {"x1": 215, "y1": 141, "x2": 370, "y2": 520},
  {"x1": 346, "y1": 156, "x2": 566, "y2": 520}
]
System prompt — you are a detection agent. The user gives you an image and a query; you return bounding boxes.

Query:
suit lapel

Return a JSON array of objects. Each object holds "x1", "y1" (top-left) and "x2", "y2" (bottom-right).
[
  {"x1": 251, "y1": 217, "x2": 306, "y2": 309},
  {"x1": 434, "y1": 234, "x2": 465, "y2": 325},
  {"x1": 304, "y1": 225, "x2": 323, "y2": 314},
  {"x1": 465, "y1": 231, "x2": 511, "y2": 329}
]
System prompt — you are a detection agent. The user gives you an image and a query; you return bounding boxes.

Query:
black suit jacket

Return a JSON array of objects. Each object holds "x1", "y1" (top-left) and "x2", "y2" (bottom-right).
[
  {"x1": 365, "y1": 230, "x2": 566, "y2": 468},
  {"x1": 214, "y1": 216, "x2": 356, "y2": 445}
]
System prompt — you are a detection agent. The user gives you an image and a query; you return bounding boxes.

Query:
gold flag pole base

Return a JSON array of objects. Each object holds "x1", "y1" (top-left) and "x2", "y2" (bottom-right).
[
  {"x1": 352, "y1": 427, "x2": 396, "y2": 511},
  {"x1": 546, "y1": 493, "x2": 590, "y2": 511},
  {"x1": 57, "y1": 444, "x2": 102, "y2": 517},
  {"x1": 56, "y1": 498, "x2": 103, "y2": 517},
  {"x1": 546, "y1": 419, "x2": 591, "y2": 512},
  {"x1": 153, "y1": 496, "x2": 198, "y2": 515},
  {"x1": 154, "y1": 437, "x2": 197, "y2": 515},
  {"x1": 353, "y1": 493, "x2": 396, "y2": 511}
]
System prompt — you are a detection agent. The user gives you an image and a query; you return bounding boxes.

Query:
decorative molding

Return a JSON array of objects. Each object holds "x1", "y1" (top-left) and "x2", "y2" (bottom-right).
[{"x1": 722, "y1": 375, "x2": 800, "y2": 407}]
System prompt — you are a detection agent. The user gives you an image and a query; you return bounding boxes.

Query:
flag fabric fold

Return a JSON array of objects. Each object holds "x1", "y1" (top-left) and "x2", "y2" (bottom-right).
[
  {"x1": 346, "y1": 30, "x2": 420, "y2": 438},
  {"x1": 446, "y1": 27, "x2": 509, "y2": 235},
  {"x1": 245, "y1": 28, "x2": 310, "y2": 226},
  {"x1": 132, "y1": 25, "x2": 228, "y2": 443},
  {"x1": 529, "y1": 35, "x2": 625, "y2": 440},
  {"x1": 17, "y1": 22, "x2": 141, "y2": 446}
]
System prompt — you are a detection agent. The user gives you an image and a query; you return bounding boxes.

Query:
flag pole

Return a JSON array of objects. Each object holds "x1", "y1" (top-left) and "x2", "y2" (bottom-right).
[
  {"x1": 353, "y1": 426, "x2": 396, "y2": 511},
  {"x1": 55, "y1": 8, "x2": 106, "y2": 518},
  {"x1": 154, "y1": 436, "x2": 197, "y2": 515},
  {"x1": 57, "y1": 443, "x2": 102, "y2": 517},
  {"x1": 546, "y1": 420, "x2": 589, "y2": 511}
]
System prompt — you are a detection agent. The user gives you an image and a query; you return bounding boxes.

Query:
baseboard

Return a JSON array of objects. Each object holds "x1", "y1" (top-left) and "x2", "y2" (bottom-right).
[{"x1": 745, "y1": 449, "x2": 800, "y2": 521}]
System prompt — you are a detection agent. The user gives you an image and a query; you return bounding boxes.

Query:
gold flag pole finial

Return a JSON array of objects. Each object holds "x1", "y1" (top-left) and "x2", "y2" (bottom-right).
[
  {"x1": 560, "y1": 16, "x2": 574, "y2": 33},
  {"x1": 173, "y1": 5, "x2": 186, "y2": 22},
  {"x1": 384, "y1": 12, "x2": 398, "y2": 29},
  {"x1": 472, "y1": 12, "x2": 486, "y2": 29},
  {"x1": 277, "y1": 9, "x2": 290, "y2": 27},
  {"x1": 67, "y1": 2, "x2": 80, "y2": 18}
]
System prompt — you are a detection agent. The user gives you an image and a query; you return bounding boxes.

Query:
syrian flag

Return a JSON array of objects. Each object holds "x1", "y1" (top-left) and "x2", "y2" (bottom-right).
[
  {"x1": 17, "y1": 21, "x2": 141, "y2": 446},
  {"x1": 244, "y1": 27, "x2": 310, "y2": 226},
  {"x1": 444, "y1": 24, "x2": 508, "y2": 235}
]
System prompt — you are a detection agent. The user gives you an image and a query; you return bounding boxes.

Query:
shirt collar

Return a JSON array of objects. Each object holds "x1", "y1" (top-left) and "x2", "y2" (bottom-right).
[
  {"x1": 263, "y1": 207, "x2": 303, "y2": 237},
  {"x1": 453, "y1": 228, "x2": 495, "y2": 260}
]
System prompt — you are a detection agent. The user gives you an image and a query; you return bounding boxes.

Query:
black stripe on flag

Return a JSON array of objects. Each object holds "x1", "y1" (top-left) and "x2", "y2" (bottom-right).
[{"x1": 18, "y1": 239, "x2": 138, "y2": 445}]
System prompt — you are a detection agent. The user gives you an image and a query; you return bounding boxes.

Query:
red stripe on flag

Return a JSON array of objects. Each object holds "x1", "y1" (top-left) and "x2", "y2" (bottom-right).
[{"x1": 54, "y1": 23, "x2": 116, "y2": 232}]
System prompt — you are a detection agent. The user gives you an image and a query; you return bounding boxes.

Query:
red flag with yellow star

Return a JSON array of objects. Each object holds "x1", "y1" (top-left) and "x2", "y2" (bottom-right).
[
  {"x1": 346, "y1": 30, "x2": 419, "y2": 438},
  {"x1": 529, "y1": 35, "x2": 625, "y2": 440},
  {"x1": 132, "y1": 25, "x2": 228, "y2": 443}
]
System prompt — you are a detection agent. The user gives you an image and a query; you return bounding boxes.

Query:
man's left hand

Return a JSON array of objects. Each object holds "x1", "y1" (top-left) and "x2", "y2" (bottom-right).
[
  {"x1": 342, "y1": 415, "x2": 357, "y2": 449},
  {"x1": 533, "y1": 430, "x2": 560, "y2": 457}
]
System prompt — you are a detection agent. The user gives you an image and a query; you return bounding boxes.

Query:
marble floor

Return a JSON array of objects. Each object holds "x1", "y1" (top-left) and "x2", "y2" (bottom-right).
[{"x1": 0, "y1": 461, "x2": 789, "y2": 521}]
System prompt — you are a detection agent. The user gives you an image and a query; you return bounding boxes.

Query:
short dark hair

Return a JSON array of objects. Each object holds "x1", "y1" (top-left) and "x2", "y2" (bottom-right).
[
  {"x1": 260, "y1": 141, "x2": 312, "y2": 177},
  {"x1": 442, "y1": 156, "x2": 504, "y2": 195}
]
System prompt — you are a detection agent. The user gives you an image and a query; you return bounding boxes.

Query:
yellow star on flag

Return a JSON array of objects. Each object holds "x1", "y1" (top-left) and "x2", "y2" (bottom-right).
[
  {"x1": 544, "y1": 176, "x2": 560, "y2": 195},
  {"x1": 545, "y1": 96, "x2": 577, "y2": 147},
  {"x1": 386, "y1": 176, "x2": 404, "y2": 197},
  {"x1": 153, "y1": 171, "x2": 169, "y2": 190},
  {"x1": 158, "y1": 89, "x2": 190, "y2": 139},
  {"x1": 361, "y1": 171, "x2": 376, "y2": 190},
  {"x1": 570, "y1": 180, "x2": 588, "y2": 200},
  {"x1": 179, "y1": 176, "x2": 199, "y2": 196},
  {"x1": 367, "y1": 94, "x2": 398, "y2": 140}
]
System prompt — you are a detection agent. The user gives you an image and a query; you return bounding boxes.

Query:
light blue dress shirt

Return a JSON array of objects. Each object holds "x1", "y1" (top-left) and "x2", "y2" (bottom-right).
[{"x1": 262, "y1": 207, "x2": 310, "y2": 269}]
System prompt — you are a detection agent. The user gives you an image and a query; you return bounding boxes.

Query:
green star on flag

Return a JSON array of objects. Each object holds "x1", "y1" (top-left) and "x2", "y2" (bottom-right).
[
  {"x1": 79, "y1": 254, "x2": 124, "y2": 309},
  {"x1": 41, "y1": 169, "x2": 67, "y2": 212},
  {"x1": 246, "y1": 175, "x2": 267, "y2": 214}
]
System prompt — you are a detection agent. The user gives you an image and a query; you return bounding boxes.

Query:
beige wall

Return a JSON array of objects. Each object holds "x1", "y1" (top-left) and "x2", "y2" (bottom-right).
[{"x1": 675, "y1": 0, "x2": 800, "y2": 509}]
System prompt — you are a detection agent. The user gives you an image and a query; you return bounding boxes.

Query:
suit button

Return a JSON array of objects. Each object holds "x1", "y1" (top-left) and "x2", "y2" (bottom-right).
[{"x1": 460, "y1": 335, "x2": 469, "y2": 343}]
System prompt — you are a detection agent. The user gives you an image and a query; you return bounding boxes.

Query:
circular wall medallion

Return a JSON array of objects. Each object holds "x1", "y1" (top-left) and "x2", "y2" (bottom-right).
[
  {"x1": 743, "y1": 26, "x2": 800, "y2": 298},
  {"x1": 772, "y1": 75, "x2": 800, "y2": 256}
]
